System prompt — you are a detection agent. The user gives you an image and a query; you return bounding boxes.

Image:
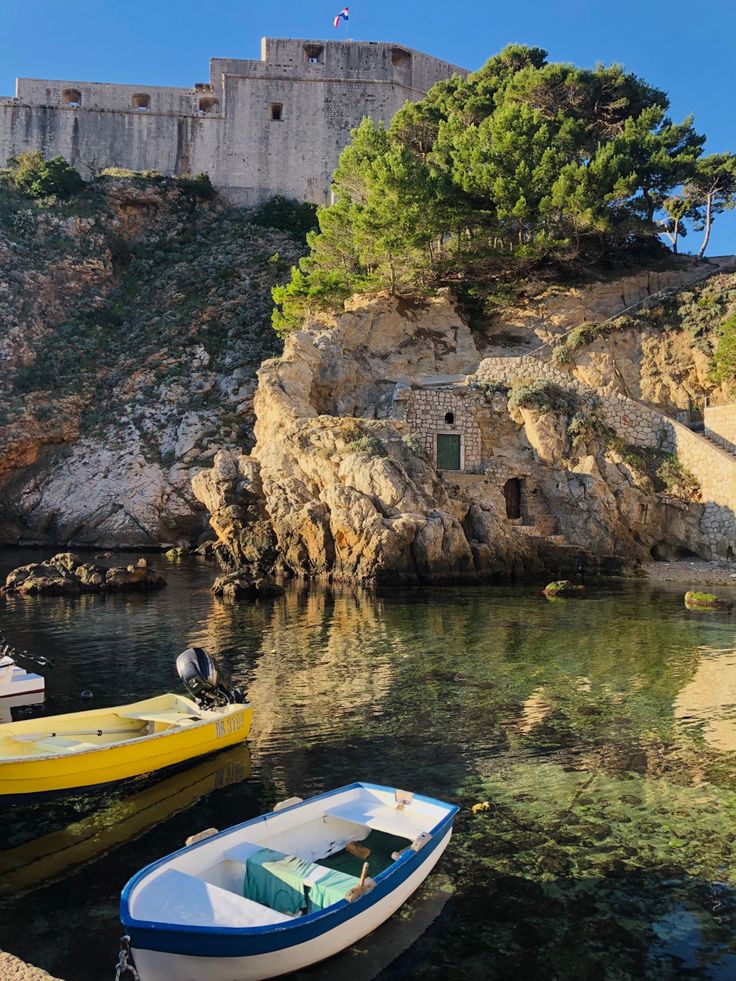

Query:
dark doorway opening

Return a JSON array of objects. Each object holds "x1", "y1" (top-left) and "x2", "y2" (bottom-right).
[{"x1": 504, "y1": 478, "x2": 522, "y2": 519}]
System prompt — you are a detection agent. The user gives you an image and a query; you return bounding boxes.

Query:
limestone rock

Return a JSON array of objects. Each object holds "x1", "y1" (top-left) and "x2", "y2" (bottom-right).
[
  {"x1": 212, "y1": 571, "x2": 285, "y2": 600},
  {"x1": 2, "y1": 553, "x2": 166, "y2": 596}
]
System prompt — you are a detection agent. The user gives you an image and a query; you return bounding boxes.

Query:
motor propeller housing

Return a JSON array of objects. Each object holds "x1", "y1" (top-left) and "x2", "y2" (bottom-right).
[{"x1": 176, "y1": 647, "x2": 245, "y2": 707}]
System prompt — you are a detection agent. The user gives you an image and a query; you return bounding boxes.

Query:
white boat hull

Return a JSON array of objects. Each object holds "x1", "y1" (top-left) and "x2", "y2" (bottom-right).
[
  {"x1": 131, "y1": 826, "x2": 452, "y2": 981},
  {"x1": 0, "y1": 662, "x2": 44, "y2": 699}
]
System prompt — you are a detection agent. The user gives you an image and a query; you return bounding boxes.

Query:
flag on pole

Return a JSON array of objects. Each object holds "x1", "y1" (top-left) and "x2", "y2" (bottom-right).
[{"x1": 333, "y1": 6, "x2": 349, "y2": 28}]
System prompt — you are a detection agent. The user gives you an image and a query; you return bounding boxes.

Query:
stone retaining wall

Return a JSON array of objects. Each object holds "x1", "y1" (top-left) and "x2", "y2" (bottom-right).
[
  {"x1": 704, "y1": 403, "x2": 736, "y2": 453},
  {"x1": 475, "y1": 355, "x2": 736, "y2": 557}
]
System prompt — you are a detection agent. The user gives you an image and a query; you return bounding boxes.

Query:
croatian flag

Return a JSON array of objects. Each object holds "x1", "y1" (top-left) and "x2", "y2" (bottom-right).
[{"x1": 334, "y1": 6, "x2": 349, "y2": 28}]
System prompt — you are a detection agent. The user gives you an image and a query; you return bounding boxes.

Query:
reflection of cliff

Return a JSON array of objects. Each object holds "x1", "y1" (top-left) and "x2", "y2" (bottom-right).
[
  {"x1": 674, "y1": 648, "x2": 736, "y2": 752},
  {"x1": 245, "y1": 588, "x2": 396, "y2": 754}
]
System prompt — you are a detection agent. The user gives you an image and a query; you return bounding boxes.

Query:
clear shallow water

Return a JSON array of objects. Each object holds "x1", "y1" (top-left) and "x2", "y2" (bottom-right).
[{"x1": 0, "y1": 549, "x2": 735, "y2": 980}]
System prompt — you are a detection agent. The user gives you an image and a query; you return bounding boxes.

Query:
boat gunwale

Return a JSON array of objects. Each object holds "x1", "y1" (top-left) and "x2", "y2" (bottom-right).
[
  {"x1": 120, "y1": 781, "x2": 458, "y2": 947},
  {"x1": 0, "y1": 697, "x2": 251, "y2": 764}
]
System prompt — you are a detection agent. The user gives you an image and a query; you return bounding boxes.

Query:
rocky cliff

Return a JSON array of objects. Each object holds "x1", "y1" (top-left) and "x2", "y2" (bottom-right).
[
  {"x1": 193, "y1": 280, "x2": 719, "y2": 586},
  {"x1": 0, "y1": 176, "x2": 304, "y2": 546}
]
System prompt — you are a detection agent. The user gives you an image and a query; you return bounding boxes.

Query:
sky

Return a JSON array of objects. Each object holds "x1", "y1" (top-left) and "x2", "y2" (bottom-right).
[{"x1": 1, "y1": 0, "x2": 734, "y2": 255}]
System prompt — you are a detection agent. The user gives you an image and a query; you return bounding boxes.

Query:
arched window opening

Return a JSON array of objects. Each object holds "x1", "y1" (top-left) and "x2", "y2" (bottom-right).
[
  {"x1": 132, "y1": 93, "x2": 150, "y2": 111},
  {"x1": 198, "y1": 96, "x2": 218, "y2": 115},
  {"x1": 391, "y1": 48, "x2": 412, "y2": 68},
  {"x1": 271, "y1": 103, "x2": 283, "y2": 121},
  {"x1": 444, "y1": 411, "x2": 455, "y2": 425},
  {"x1": 303, "y1": 44, "x2": 324, "y2": 64},
  {"x1": 62, "y1": 88, "x2": 82, "y2": 107}
]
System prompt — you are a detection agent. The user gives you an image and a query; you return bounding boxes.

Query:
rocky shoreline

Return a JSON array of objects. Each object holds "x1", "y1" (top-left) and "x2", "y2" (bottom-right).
[
  {"x1": 645, "y1": 559, "x2": 736, "y2": 586},
  {"x1": 0, "y1": 951, "x2": 63, "y2": 981}
]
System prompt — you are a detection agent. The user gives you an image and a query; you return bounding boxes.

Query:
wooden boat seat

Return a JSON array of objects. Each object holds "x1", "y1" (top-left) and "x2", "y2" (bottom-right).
[
  {"x1": 323, "y1": 800, "x2": 423, "y2": 840},
  {"x1": 117, "y1": 711, "x2": 197, "y2": 726},
  {"x1": 34, "y1": 737, "x2": 98, "y2": 753},
  {"x1": 133, "y1": 869, "x2": 292, "y2": 928}
]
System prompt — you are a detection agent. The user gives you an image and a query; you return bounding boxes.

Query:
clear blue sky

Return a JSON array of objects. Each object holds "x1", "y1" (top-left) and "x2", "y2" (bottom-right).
[{"x1": 2, "y1": 0, "x2": 734, "y2": 254}]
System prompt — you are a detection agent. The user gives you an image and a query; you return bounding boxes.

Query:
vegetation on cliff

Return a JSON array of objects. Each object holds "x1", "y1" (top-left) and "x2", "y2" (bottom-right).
[
  {"x1": 273, "y1": 44, "x2": 736, "y2": 334},
  {"x1": 0, "y1": 173, "x2": 306, "y2": 544}
]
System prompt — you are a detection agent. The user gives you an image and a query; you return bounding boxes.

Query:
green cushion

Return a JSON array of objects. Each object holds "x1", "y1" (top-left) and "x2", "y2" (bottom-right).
[{"x1": 243, "y1": 847, "x2": 359, "y2": 916}]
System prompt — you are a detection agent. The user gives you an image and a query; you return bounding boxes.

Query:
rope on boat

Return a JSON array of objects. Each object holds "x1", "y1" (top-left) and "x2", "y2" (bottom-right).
[{"x1": 114, "y1": 935, "x2": 140, "y2": 980}]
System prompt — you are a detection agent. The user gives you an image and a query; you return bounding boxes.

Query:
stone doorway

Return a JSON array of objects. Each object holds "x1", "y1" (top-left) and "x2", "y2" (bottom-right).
[{"x1": 504, "y1": 477, "x2": 522, "y2": 519}]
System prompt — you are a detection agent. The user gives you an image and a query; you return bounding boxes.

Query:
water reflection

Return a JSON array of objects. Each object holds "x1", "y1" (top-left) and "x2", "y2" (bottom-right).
[
  {"x1": 675, "y1": 647, "x2": 736, "y2": 751},
  {"x1": 0, "y1": 551, "x2": 735, "y2": 979},
  {"x1": 0, "y1": 746, "x2": 251, "y2": 896}
]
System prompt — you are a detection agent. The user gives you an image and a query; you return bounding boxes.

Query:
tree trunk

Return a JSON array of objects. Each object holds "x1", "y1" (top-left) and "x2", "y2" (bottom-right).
[{"x1": 698, "y1": 192, "x2": 713, "y2": 259}]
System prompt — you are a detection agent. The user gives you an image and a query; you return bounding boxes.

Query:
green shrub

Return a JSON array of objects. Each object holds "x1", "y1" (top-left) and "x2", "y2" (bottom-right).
[
  {"x1": 402, "y1": 433, "x2": 429, "y2": 461},
  {"x1": 251, "y1": 195, "x2": 318, "y2": 241},
  {"x1": 176, "y1": 172, "x2": 216, "y2": 199},
  {"x1": 345, "y1": 435, "x2": 388, "y2": 458},
  {"x1": 567, "y1": 411, "x2": 611, "y2": 446},
  {"x1": 508, "y1": 380, "x2": 577, "y2": 415},
  {"x1": 656, "y1": 455, "x2": 701, "y2": 500},
  {"x1": 709, "y1": 313, "x2": 736, "y2": 390},
  {"x1": 479, "y1": 381, "x2": 510, "y2": 400},
  {"x1": 551, "y1": 344, "x2": 573, "y2": 367},
  {"x1": 8, "y1": 151, "x2": 84, "y2": 200}
]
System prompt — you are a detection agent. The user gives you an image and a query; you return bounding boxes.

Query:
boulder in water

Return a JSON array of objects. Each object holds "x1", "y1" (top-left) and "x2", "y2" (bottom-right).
[
  {"x1": 543, "y1": 580, "x2": 586, "y2": 599},
  {"x1": 2, "y1": 553, "x2": 166, "y2": 596}
]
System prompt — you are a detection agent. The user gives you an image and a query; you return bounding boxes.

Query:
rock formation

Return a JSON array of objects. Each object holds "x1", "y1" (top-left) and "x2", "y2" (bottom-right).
[
  {"x1": 194, "y1": 288, "x2": 711, "y2": 585},
  {"x1": 2, "y1": 553, "x2": 166, "y2": 596},
  {"x1": 0, "y1": 176, "x2": 305, "y2": 547}
]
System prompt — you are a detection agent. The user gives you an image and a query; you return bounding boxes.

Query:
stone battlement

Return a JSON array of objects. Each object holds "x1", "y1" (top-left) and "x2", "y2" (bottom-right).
[{"x1": 0, "y1": 38, "x2": 466, "y2": 205}]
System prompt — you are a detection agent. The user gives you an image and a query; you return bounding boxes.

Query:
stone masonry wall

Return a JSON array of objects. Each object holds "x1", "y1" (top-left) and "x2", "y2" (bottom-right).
[
  {"x1": 475, "y1": 355, "x2": 736, "y2": 557},
  {"x1": 398, "y1": 386, "x2": 484, "y2": 472},
  {"x1": 704, "y1": 404, "x2": 736, "y2": 453},
  {"x1": 0, "y1": 38, "x2": 466, "y2": 206}
]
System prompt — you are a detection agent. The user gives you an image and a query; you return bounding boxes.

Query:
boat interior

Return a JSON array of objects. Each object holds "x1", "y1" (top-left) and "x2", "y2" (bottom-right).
[
  {"x1": 0, "y1": 694, "x2": 211, "y2": 758},
  {"x1": 129, "y1": 785, "x2": 451, "y2": 930}
]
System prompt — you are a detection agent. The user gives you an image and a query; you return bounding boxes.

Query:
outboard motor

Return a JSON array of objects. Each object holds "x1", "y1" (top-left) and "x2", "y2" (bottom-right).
[{"x1": 176, "y1": 647, "x2": 246, "y2": 707}]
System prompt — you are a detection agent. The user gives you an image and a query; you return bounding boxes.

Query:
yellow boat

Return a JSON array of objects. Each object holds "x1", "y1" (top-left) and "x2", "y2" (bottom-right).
[{"x1": 0, "y1": 692, "x2": 252, "y2": 800}]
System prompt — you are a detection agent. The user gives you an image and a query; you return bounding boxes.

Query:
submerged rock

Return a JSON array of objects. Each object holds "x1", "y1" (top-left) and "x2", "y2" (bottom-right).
[
  {"x1": 2, "y1": 553, "x2": 166, "y2": 596},
  {"x1": 543, "y1": 580, "x2": 586, "y2": 598},
  {"x1": 683, "y1": 590, "x2": 726, "y2": 610}
]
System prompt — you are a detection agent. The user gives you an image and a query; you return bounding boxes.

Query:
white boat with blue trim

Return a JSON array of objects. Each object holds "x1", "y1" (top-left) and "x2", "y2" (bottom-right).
[{"x1": 120, "y1": 782, "x2": 458, "y2": 980}]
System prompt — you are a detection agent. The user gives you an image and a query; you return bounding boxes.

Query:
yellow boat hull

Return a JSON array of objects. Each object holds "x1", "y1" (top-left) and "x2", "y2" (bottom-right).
[{"x1": 0, "y1": 694, "x2": 252, "y2": 799}]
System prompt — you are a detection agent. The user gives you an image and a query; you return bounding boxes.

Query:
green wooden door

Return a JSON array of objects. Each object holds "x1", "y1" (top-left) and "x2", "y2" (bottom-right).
[{"x1": 436, "y1": 433, "x2": 461, "y2": 470}]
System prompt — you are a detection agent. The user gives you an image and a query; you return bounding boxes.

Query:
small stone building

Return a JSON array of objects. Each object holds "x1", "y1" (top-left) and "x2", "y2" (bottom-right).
[{"x1": 393, "y1": 378, "x2": 484, "y2": 472}]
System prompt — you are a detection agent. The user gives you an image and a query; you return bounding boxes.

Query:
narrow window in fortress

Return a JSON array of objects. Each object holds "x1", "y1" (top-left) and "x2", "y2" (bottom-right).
[
  {"x1": 62, "y1": 88, "x2": 82, "y2": 107},
  {"x1": 391, "y1": 48, "x2": 412, "y2": 68},
  {"x1": 303, "y1": 44, "x2": 324, "y2": 64},
  {"x1": 132, "y1": 93, "x2": 151, "y2": 111},
  {"x1": 271, "y1": 103, "x2": 283, "y2": 121},
  {"x1": 198, "y1": 96, "x2": 218, "y2": 114}
]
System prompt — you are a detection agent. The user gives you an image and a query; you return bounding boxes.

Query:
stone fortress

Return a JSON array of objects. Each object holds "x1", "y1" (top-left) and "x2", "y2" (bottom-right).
[{"x1": 0, "y1": 37, "x2": 466, "y2": 205}]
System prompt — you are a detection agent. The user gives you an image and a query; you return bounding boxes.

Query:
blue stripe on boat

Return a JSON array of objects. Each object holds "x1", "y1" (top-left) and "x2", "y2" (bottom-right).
[{"x1": 120, "y1": 782, "x2": 458, "y2": 958}]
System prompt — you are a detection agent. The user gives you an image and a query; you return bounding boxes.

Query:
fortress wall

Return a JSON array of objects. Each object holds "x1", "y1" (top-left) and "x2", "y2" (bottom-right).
[
  {"x1": 0, "y1": 103, "x2": 223, "y2": 178},
  {"x1": 14, "y1": 78, "x2": 194, "y2": 113},
  {"x1": 208, "y1": 74, "x2": 412, "y2": 205},
  {"x1": 0, "y1": 38, "x2": 466, "y2": 202}
]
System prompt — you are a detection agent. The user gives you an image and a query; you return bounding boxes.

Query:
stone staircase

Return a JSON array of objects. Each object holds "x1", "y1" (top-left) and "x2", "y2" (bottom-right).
[{"x1": 704, "y1": 431, "x2": 736, "y2": 456}]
